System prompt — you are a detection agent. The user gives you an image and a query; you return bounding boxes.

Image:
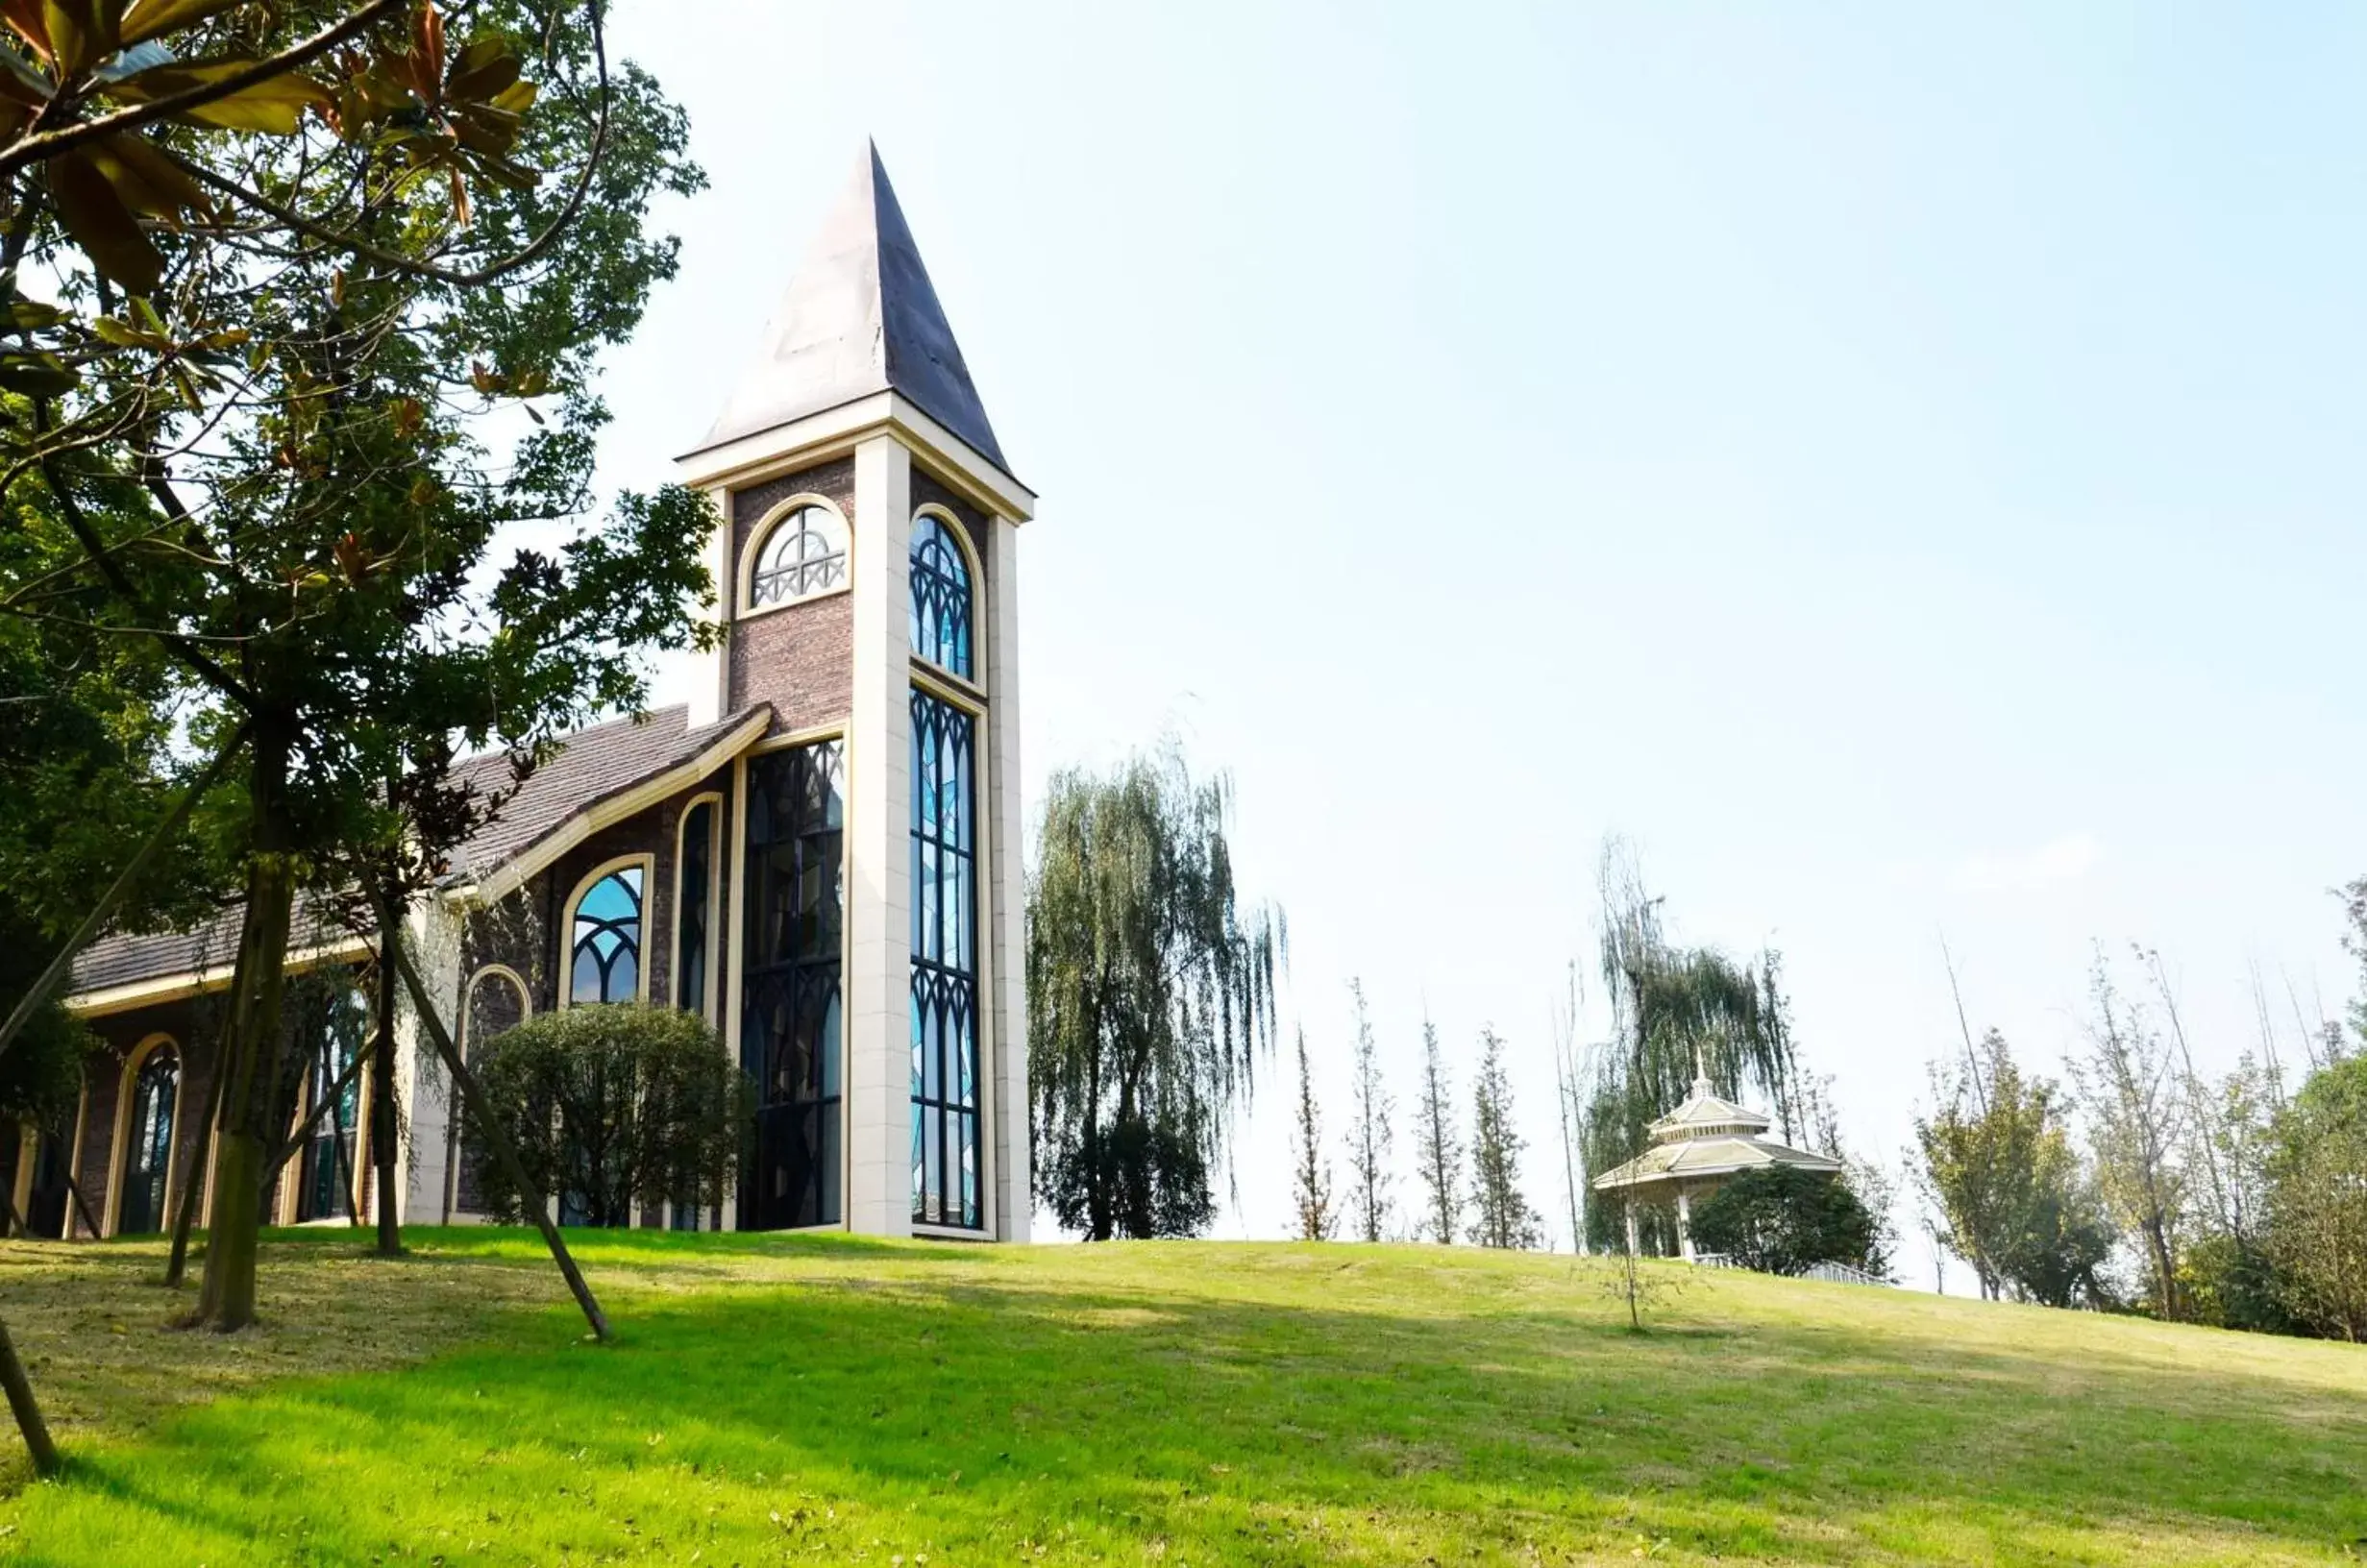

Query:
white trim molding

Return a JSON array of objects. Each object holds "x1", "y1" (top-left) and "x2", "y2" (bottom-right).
[
  {"x1": 677, "y1": 390, "x2": 1035, "y2": 526},
  {"x1": 103, "y1": 1032, "x2": 185, "y2": 1237},
  {"x1": 464, "y1": 708, "x2": 770, "y2": 908}
]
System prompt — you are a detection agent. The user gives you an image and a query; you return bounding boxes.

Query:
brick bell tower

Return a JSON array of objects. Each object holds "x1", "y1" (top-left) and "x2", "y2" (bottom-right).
[{"x1": 676, "y1": 143, "x2": 1033, "y2": 1240}]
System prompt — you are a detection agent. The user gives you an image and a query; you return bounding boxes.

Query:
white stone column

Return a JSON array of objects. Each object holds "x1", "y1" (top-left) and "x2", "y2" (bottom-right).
[
  {"x1": 1676, "y1": 1188, "x2": 1695, "y2": 1262},
  {"x1": 844, "y1": 435, "x2": 913, "y2": 1237},
  {"x1": 986, "y1": 514, "x2": 1030, "y2": 1241},
  {"x1": 397, "y1": 897, "x2": 466, "y2": 1227}
]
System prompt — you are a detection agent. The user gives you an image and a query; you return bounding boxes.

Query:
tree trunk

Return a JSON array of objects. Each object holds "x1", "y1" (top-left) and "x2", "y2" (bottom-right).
[
  {"x1": 0, "y1": 1313, "x2": 60, "y2": 1478},
  {"x1": 379, "y1": 902, "x2": 610, "y2": 1342},
  {"x1": 370, "y1": 929, "x2": 401, "y2": 1254},
  {"x1": 162, "y1": 1054, "x2": 231, "y2": 1286},
  {"x1": 195, "y1": 727, "x2": 298, "y2": 1334},
  {"x1": 1082, "y1": 1037, "x2": 1108, "y2": 1243}
]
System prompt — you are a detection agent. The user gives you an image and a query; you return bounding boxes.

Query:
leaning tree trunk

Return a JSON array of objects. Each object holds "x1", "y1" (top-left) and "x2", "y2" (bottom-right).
[
  {"x1": 195, "y1": 728, "x2": 298, "y2": 1334},
  {"x1": 377, "y1": 894, "x2": 610, "y2": 1342},
  {"x1": 162, "y1": 1053, "x2": 231, "y2": 1286},
  {"x1": 0, "y1": 1314, "x2": 59, "y2": 1478},
  {"x1": 370, "y1": 929, "x2": 402, "y2": 1254}
]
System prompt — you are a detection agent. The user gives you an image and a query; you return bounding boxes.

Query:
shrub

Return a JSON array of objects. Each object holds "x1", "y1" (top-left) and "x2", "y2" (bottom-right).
[
  {"x1": 1688, "y1": 1165, "x2": 1883, "y2": 1277},
  {"x1": 463, "y1": 1005, "x2": 748, "y2": 1228}
]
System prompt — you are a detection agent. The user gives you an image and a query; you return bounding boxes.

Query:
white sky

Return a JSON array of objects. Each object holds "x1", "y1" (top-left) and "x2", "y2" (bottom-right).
[{"x1": 585, "y1": 3, "x2": 2367, "y2": 1279}]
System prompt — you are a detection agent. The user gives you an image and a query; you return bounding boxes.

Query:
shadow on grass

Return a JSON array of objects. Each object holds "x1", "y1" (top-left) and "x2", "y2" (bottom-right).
[{"x1": 9, "y1": 1240, "x2": 2364, "y2": 1565}]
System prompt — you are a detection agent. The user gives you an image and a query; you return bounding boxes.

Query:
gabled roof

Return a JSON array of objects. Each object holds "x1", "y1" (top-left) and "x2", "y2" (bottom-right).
[
  {"x1": 693, "y1": 142, "x2": 1009, "y2": 477},
  {"x1": 444, "y1": 704, "x2": 767, "y2": 885},
  {"x1": 69, "y1": 898, "x2": 365, "y2": 1013},
  {"x1": 66, "y1": 704, "x2": 771, "y2": 1010}
]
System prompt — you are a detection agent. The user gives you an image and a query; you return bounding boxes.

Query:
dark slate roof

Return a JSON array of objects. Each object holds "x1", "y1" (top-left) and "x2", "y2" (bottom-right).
[
  {"x1": 70, "y1": 898, "x2": 355, "y2": 998},
  {"x1": 694, "y1": 142, "x2": 1011, "y2": 475},
  {"x1": 443, "y1": 703, "x2": 766, "y2": 882},
  {"x1": 67, "y1": 704, "x2": 766, "y2": 1000}
]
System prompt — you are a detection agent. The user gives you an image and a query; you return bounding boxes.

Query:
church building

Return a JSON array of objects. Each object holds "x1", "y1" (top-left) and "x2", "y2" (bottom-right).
[{"x1": 11, "y1": 145, "x2": 1034, "y2": 1245}]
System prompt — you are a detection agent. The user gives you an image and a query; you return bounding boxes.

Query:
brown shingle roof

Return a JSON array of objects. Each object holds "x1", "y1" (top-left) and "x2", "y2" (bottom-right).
[
  {"x1": 444, "y1": 704, "x2": 765, "y2": 882},
  {"x1": 67, "y1": 704, "x2": 767, "y2": 1001}
]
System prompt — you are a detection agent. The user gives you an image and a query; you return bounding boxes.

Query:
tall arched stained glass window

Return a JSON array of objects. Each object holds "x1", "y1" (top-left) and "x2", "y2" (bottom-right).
[
  {"x1": 741, "y1": 741, "x2": 845, "y2": 1230},
  {"x1": 908, "y1": 514, "x2": 974, "y2": 679},
  {"x1": 570, "y1": 865, "x2": 644, "y2": 1004},
  {"x1": 751, "y1": 504, "x2": 848, "y2": 607},
  {"x1": 117, "y1": 1044, "x2": 179, "y2": 1235},
  {"x1": 677, "y1": 800, "x2": 716, "y2": 1017},
  {"x1": 909, "y1": 687, "x2": 979, "y2": 1229}
]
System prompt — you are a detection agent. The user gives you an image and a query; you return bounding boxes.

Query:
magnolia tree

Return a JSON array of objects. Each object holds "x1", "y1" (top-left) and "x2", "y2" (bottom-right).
[{"x1": 0, "y1": 0, "x2": 713, "y2": 1345}]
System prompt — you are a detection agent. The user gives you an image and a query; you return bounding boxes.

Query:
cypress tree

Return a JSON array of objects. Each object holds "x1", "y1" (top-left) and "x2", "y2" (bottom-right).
[
  {"x1": 1414, "y1": 1017, "x2": 1462, "y2": 1244},
  {"x1": 1468, "y1": 1027, "x2": 1541, "y2": 1249}
]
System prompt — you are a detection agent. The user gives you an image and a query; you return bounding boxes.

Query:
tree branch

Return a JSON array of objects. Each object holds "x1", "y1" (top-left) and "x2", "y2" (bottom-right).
[
  {"x1": 155, "y1": 1, "x2": 609, "y2": 290},
  {"x1": 32, "y1": 415, "x2": 260, "y2": 710},
  {"x1": 0, "y1": 0, "x2": 407, "y2": 183}
]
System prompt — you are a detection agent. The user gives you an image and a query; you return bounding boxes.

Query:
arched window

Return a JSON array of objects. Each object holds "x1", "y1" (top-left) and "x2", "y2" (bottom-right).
[
  {"x1": 450, "y1": 966, "x2": 531, "y2": 1219},
  {"x1": 295, "y1": 987, "x2": 366, "y2": 1223},
  {"x1": 676, "y1": 797, "x2": 719, "y2": 1018},
  {"x1": 750, "y1": 503, "x2": 848, "y2": 608},
  {"x1": 568, "y1": 862, "x2": 646, "y2": 1004},
  {"x1": 909, "y1": 689, "x2": 979, "y2": 1229},
  {"x1": 908, "y1": 513, "x2": 974, "y2": 679},
  {"x1": 116, "y1": 1042, "x2": 180, "y2": 1235}
]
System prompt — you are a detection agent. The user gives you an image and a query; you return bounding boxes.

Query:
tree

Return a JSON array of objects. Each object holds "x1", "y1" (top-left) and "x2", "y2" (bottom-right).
[
  {"x1": 1344, "y1": 978, "x2": 1392, "y2": 1242},
  {"x1": 2342, "y1": 877, "x2": 2367, "y2": 1062},
  {"x1": 1413, "y1": 1017, "x2": 1461, "y2": 1245},
  {"x1": 1288, "y1": 1028, "x2": 1333, "y2": 1242},
  {"x1": 2071, "y1": 950, "x2": 2188, "y2": 1318},
  {"x1": 1688, "y1": 1166, "x2": 1882, "y2": 1277},
  {"x1": 2263, "y1": 1054, "x2": 2367, "y2": 1341},
  {"x1": 1028, "y1": 743, "x2": 1283, "y2": 1240},
  {"x1": 0, "y1": 1, "x2": 710, "y2": 1332},
  {"x1": 1467, "y1": 1026, "x2": 1541, "y2": 1249},
  {"x1": 1576, "y1": 842, "x2": 1800, "y2": 1251},
  {"x1": 1914, "y1": 1030, "x2": 2115, "y2": 1308},
  {"x1": 463, "y1": 1004, "x2": 747, "y2": 1230}
]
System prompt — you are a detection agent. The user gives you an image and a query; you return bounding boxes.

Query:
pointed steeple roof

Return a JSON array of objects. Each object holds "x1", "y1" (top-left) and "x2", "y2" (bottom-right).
[{"x1": 698, "y1": 142, "x2": 1008, "y2": 473}]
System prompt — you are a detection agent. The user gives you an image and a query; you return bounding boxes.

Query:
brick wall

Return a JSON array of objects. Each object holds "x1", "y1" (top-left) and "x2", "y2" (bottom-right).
[{"x1": 729, "y1": 458, "x2": 857, "y2": 734}]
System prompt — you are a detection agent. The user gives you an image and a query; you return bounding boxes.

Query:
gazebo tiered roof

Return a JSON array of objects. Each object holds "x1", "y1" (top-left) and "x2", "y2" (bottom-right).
[{"x1": 1591, "y1": 1059, "x2": 1840, "y2": 1192}]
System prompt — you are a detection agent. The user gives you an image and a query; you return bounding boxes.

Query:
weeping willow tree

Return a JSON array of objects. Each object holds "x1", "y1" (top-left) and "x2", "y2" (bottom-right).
[
  {"x1": 1027, "y1": 744, "x2": 1284, "y2": 1240},
  {"x1": 1574, "y1": 840, "x2": 1803, "y2": 1252}
]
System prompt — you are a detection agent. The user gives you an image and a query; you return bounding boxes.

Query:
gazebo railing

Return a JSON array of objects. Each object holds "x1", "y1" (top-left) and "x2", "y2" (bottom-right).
[{"x1": 1692, "y1": 1253, "x2": 1889, "y2": 1288}]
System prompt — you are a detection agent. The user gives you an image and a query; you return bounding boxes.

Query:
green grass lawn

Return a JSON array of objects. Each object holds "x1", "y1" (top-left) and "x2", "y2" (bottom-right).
[{"x1": 0, "y1": 1229, "x2": 2362, "y2": 1565}]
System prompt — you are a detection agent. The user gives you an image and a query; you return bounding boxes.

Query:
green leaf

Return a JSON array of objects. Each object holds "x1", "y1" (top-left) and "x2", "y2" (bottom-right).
[
  {"x1": 445, "y1": 34, "x2": 517, "y2": 103},
  {"x1": 87, "y1": 130, "x2": 209, "y2": 223},
  {"x1": 46, "y1": 146, "x2": 160, "y2": 292},
  {"x1": 116, "y1": 0, "x2": 237, "y2": 47},
  {"x1": 0, "y1": 298, "x2": 68, "y2": 329},
  {"x1": 102, "y1": 56, "x2": 329, "y2": 134},
  {"x1": 0, "y1": 350, "x2": 79, "y2": 394},
  {"x1": 39, "y1": 1, "x2": 87, "y2": 77}
]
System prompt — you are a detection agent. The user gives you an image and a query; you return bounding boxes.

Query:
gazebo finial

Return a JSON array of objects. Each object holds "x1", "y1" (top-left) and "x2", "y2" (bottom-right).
[{"x1": 1692, "y1": 1045, "x2": 1713, "y2": 1097}]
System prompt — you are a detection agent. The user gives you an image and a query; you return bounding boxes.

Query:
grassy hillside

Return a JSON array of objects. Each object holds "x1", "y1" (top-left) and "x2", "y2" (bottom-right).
[{"x1": 0, "y1": 1229, "x2": 2361, "y2": 1565}]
